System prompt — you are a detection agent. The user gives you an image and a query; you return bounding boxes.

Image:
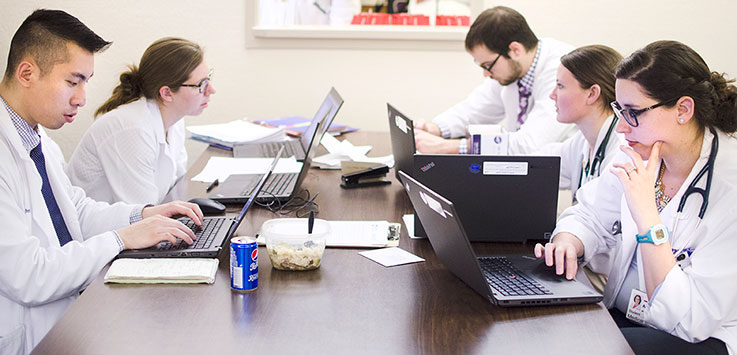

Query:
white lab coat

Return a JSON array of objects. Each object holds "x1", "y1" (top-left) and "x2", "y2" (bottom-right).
[
  {"x1": 433, "y1": 38, "x2": 578, "y2": 154},
  {"x1": 554, "y1": 129, "x2": 737, "y2": 353},
  {"x1": 535, "y1": 116, "x2": 624, "y2": 202},
  {"x1": 0, "y1": 107, "x2": 137, "y2": 354},
  {"x1": 258, "y1": 0, "x2": 360, "y2": 25},
  {"x1": 67, "y1": 98, "x2": 187, "y2": 205}
]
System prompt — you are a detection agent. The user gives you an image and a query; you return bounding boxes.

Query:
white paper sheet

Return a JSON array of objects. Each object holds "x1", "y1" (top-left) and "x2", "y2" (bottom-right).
[
  {"x1": 313, "y1": 134, "x2": 394, "y2": 169},
  {"x1": 187, "y1": 119, "x2": 284, "y2": 145},
  {"x1": 358, "y1": 247, "x2": 424, "y2": 267},
  {"x1": 192, "y1": 156, "x2": 302, "y2": 183}
]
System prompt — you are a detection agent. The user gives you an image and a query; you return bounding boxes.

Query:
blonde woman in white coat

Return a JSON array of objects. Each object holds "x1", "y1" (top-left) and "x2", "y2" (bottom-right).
[
  {"x1": 0, "y1": 11, "x2": 202, "y2": 354},
  {"x1": 536, "y1": 45, "x2": 624, "y2": 292},
  {"x1": 67, "y1": 38, "x2": 215, "y2": 204},
  {"x1": 535, "y1": 41, "x2": 737, "y2": 354}
]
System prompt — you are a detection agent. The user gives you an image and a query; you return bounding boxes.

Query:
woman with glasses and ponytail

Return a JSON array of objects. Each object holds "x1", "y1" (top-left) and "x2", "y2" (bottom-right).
[
  {"x1": 535, "y1": 40, "x2": 737, "y2": 354},
  {"x1": 68, "y1": 37, "x2": 215, "y2": 204}
]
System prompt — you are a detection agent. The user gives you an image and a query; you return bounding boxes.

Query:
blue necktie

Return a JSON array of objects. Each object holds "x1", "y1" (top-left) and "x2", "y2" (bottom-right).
[{"x1": 30, "y1": 141, "x2": 73, "y2": 246}]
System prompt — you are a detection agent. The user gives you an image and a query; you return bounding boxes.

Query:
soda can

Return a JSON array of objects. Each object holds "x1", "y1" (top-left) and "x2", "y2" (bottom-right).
[{"x1": 230, "y1": 236, "x2": 258, "y2": 292}]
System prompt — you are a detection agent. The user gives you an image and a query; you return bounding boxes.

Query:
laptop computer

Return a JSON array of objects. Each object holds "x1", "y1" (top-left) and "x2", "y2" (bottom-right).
[
  {"x1": 398, "y1": 171, "x2": 602, "y2": 306},
  {"x1": 234, "y1": 87, "x2": 344, "y2": 160},
  {"x1": 387, "y1": 103, "x2": 416, "y2": 180},
  {"x1": 209, "y1": 119, "x2": 323, "y2": 204},
  {"x1": 411, "y1": 154, "x2": 560, "y2": 243},
  {"x1": 117, "y1": 147, "x2": 285, "y2": 259}
]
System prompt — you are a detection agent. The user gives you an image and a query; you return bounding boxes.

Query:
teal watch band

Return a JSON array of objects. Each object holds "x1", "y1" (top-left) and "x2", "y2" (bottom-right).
[{"x1": 636, "y1": 224, "x2": 669, "y2": 245}]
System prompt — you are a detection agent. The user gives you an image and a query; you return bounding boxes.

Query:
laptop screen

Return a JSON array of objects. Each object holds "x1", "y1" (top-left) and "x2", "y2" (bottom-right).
[
  {"x1": 299, "y1": 87, "x2": 344, "y2": 150},
  {"x1": 225, "y1": 146, "x2": 284, "y2": 237}
]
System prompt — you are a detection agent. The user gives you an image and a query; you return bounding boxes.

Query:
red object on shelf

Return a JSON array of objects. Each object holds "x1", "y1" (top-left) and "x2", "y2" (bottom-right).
[
  {"x1": 436, "y1": 15, "x2": 470, "y2": 26},
  {"x1": 351, "y1": 13, "x2": 429, "y2": 26}
]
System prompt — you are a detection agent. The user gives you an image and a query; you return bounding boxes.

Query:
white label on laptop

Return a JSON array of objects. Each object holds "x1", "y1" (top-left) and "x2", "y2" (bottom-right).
[
  {"x1": 483, "y1": 162, "x2": 528, "y2": 175},
  {"x1": 395, "y1": 115, "x2": 408, "y2": 134}
]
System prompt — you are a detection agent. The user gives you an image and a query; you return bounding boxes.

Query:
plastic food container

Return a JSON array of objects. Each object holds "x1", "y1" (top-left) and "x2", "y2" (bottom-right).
[{"x1": 261, "y1": 218, "x2": 329, "y2": 271}]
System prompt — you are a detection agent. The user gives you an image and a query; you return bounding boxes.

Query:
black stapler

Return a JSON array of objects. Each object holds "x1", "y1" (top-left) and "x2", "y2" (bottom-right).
[{"x1": 340, "y1": 164, "x2": 391, "y2": 189}]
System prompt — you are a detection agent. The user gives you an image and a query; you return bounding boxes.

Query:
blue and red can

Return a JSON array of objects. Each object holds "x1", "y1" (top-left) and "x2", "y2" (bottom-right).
[{"x1": 230, "y1": 236, "x2": 258, "y2": 292}]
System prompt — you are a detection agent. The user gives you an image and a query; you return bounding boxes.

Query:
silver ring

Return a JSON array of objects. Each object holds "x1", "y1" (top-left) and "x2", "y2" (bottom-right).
[{"x1": 626, "y1": 167, "x2": 637, "y2": 174}]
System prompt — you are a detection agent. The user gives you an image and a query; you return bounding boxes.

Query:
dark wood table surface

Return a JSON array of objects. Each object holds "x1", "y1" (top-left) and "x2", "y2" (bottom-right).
[{"x1": 32, "y1": 131, "x2": 632, "y2": 355}]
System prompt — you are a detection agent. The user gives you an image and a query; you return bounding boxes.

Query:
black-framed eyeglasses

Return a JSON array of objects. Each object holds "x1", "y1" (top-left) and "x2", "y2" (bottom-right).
[
  {"x1": 478, "y1": 53, "x2": 502, "y2": 73},
  {"x1": 610, "y1": 97, "x2": 679, "y2": 127},
  {"x1": 180, "y1": 69, "x2": 213, "y2": 94}
]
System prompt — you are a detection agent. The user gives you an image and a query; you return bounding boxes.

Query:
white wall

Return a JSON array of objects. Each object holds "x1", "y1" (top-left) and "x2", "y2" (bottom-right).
[{"x1": 2, "y1": 0, "x2": 736, "y2": 160}]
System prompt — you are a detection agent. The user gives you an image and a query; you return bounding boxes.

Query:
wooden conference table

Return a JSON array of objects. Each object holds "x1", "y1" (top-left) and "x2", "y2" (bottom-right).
[{"x1": 33, "y1": 132, "x2": 632, "y2": 354}]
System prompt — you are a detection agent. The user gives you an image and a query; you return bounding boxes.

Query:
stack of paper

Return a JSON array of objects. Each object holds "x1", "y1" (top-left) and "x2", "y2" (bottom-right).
[
  {"x1": 187, "y1": 119, "x2": 285, "y2": 149},
  {"x1": 104, "y1": 258, "x2": 219, "y2": 284}
]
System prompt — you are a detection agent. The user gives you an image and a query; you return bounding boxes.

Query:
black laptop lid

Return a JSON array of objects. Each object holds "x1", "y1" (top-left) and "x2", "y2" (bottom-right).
[
  {"x1": 412, "y1": 154, "x2": 560, "y2": 242},
  {"x1": 387, "y1": 103, "x2": 416, "y2": 180},
  {"x1": 398, "y1": 171, "x2": 493, "y2": 301}
]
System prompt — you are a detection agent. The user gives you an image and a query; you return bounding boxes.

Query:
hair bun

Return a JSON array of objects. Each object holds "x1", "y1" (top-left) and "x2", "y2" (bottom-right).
[{"x1": 118, "y1": 66, "x2": 142, "y2": 98}]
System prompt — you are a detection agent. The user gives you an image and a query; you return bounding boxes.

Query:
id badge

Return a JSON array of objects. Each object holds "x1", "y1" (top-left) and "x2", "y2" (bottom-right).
[{"x1": 626, "y1": 289, "x2": 648, "y2": 325}]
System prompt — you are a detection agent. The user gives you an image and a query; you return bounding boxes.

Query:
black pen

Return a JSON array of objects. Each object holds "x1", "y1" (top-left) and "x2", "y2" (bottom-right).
[{"x1": 206, "y1": 179, "x2": 219, "y2": 192}]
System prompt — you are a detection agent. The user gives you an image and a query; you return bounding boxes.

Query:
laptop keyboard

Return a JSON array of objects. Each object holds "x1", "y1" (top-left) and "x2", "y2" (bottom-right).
[
  {"x1": 241, "y1": 173, "x2": 296, "y2": 197},
  {"x1": 479, "y1": 257, "x2": 553, "y2": 296},
  {"x1": 262, "y1": 141, "x2": 299, "y2": 157},
  {"x1": 157, "y1": 217, "x2": 225, "y2": 250}
]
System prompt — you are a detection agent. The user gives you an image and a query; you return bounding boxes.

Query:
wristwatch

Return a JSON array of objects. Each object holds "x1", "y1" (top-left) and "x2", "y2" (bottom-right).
[{"x1": 636, "y1": 224, "x2": 669, "y2": 245}]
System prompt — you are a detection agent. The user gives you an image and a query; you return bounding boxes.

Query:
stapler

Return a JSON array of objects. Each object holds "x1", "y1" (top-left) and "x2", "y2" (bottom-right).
[{"x1": 340, "y1": 164, "x2": 391, "y2": 189}]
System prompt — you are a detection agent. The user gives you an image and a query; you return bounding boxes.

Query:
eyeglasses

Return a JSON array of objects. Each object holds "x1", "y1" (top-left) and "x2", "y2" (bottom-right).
[
  {"x1": 180, "y1": 69, "x2": 213, "y2": 94},
  {"x1": 478, "y1": 53, "x2": 502, "y2": 73},
  {"x1": 610, "y1": 97, "x2": 679, "y2": 127}
]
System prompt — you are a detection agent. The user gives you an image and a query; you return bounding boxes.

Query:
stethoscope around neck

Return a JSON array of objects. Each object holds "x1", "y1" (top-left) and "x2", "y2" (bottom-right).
[
  {"x1": 578, "y1": 115, "x2": 619, "y2": 189},
  {"x1": 671, "y1": 126, "x2": 718, "y2": 261}
]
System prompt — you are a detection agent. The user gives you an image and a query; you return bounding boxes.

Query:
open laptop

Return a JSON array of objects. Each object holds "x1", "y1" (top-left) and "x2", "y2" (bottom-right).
[
  {"x1": 387, "y1": 103, "x2": 416, "y2": 180},
  {"x1": 118, "y1": 147, "x2": 285, "y2": 259},
  {"x1": 234, "y1": 87, "x2": 344, "y2": 160},
  {"x1": 209, "y1": 119, "x2": 323, "y2": 203},
  {"x1": 398, "y1": 171, "x2": 602, "y2": 306},
  {"x1": 412, "y1": 154, "x2": 560, "y2": 242}
]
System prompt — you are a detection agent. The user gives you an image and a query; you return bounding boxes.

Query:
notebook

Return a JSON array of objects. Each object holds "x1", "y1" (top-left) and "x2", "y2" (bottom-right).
[
  {"x1": 117, "y1": 147, "x2": 284, "y2": 259},
  {"x1": 387, "y1": 103, "x2": 416, "y2": 180},
  {"x1": 234, "y1": 87, "x2": 344, "y2": 160},
  {"x1": 209, "y1": 120, "x2": 322, "y2": 204},
  {"x1": 398, "y1": 171, "x2": 602, "y2": 306},
  {"x1": 412, "y1": 154, "x2": 560, "y2": 243}
]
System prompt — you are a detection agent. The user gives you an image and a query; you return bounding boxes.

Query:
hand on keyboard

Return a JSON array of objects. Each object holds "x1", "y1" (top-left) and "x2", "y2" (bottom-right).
[{"x1": 116, "y1": 215, "x2": 197, "y2": 250}]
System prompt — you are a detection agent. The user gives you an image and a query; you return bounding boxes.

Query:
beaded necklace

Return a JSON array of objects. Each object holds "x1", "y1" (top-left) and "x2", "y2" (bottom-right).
[{"x1": 654, "y1": 163, "x2": 670, "y2": 212}]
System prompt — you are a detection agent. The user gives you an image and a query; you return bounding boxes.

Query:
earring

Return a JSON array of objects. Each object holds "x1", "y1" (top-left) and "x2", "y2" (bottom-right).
[{"x1": 679, "y1": 119, "x2": 685, "y2": 124}]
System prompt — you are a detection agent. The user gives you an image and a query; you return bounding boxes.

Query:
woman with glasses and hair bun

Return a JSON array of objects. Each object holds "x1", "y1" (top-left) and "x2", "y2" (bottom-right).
[
  {"x1": 68, "y1": 37, "x2": 215, "y2": 204},
  {"x1": 535, "y1": 40, "x2": 737, "y2": 354}
]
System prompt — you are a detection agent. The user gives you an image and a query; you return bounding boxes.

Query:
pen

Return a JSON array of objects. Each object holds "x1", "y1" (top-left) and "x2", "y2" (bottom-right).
[{"x1": 206, "y1": 179, "x2": 219, "y2": 192}]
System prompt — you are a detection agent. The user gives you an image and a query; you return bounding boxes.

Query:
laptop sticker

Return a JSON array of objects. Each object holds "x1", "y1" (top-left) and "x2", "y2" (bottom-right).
[
  {"x1": 483, "y1": 162, "x2": 528, "y2": 176},
  {"x1": 395, "y1": 115, "x2": 408, "y2": 134}
]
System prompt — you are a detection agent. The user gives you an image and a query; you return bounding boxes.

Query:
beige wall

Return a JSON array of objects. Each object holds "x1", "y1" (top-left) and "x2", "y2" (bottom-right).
[{"x1": 2, "y1": 0, "x2": 736, "y2": 161}]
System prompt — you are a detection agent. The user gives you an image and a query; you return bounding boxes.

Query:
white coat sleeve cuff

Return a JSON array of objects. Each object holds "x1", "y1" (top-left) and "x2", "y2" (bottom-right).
[{"x1": 552, "y1": 218, "x2": 601, "y2": 264}]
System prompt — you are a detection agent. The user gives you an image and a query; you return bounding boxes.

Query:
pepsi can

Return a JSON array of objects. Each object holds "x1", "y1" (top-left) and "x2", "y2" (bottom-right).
[{"x1": 230, "y1": 236, "x2": 258, "y2": 292}]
